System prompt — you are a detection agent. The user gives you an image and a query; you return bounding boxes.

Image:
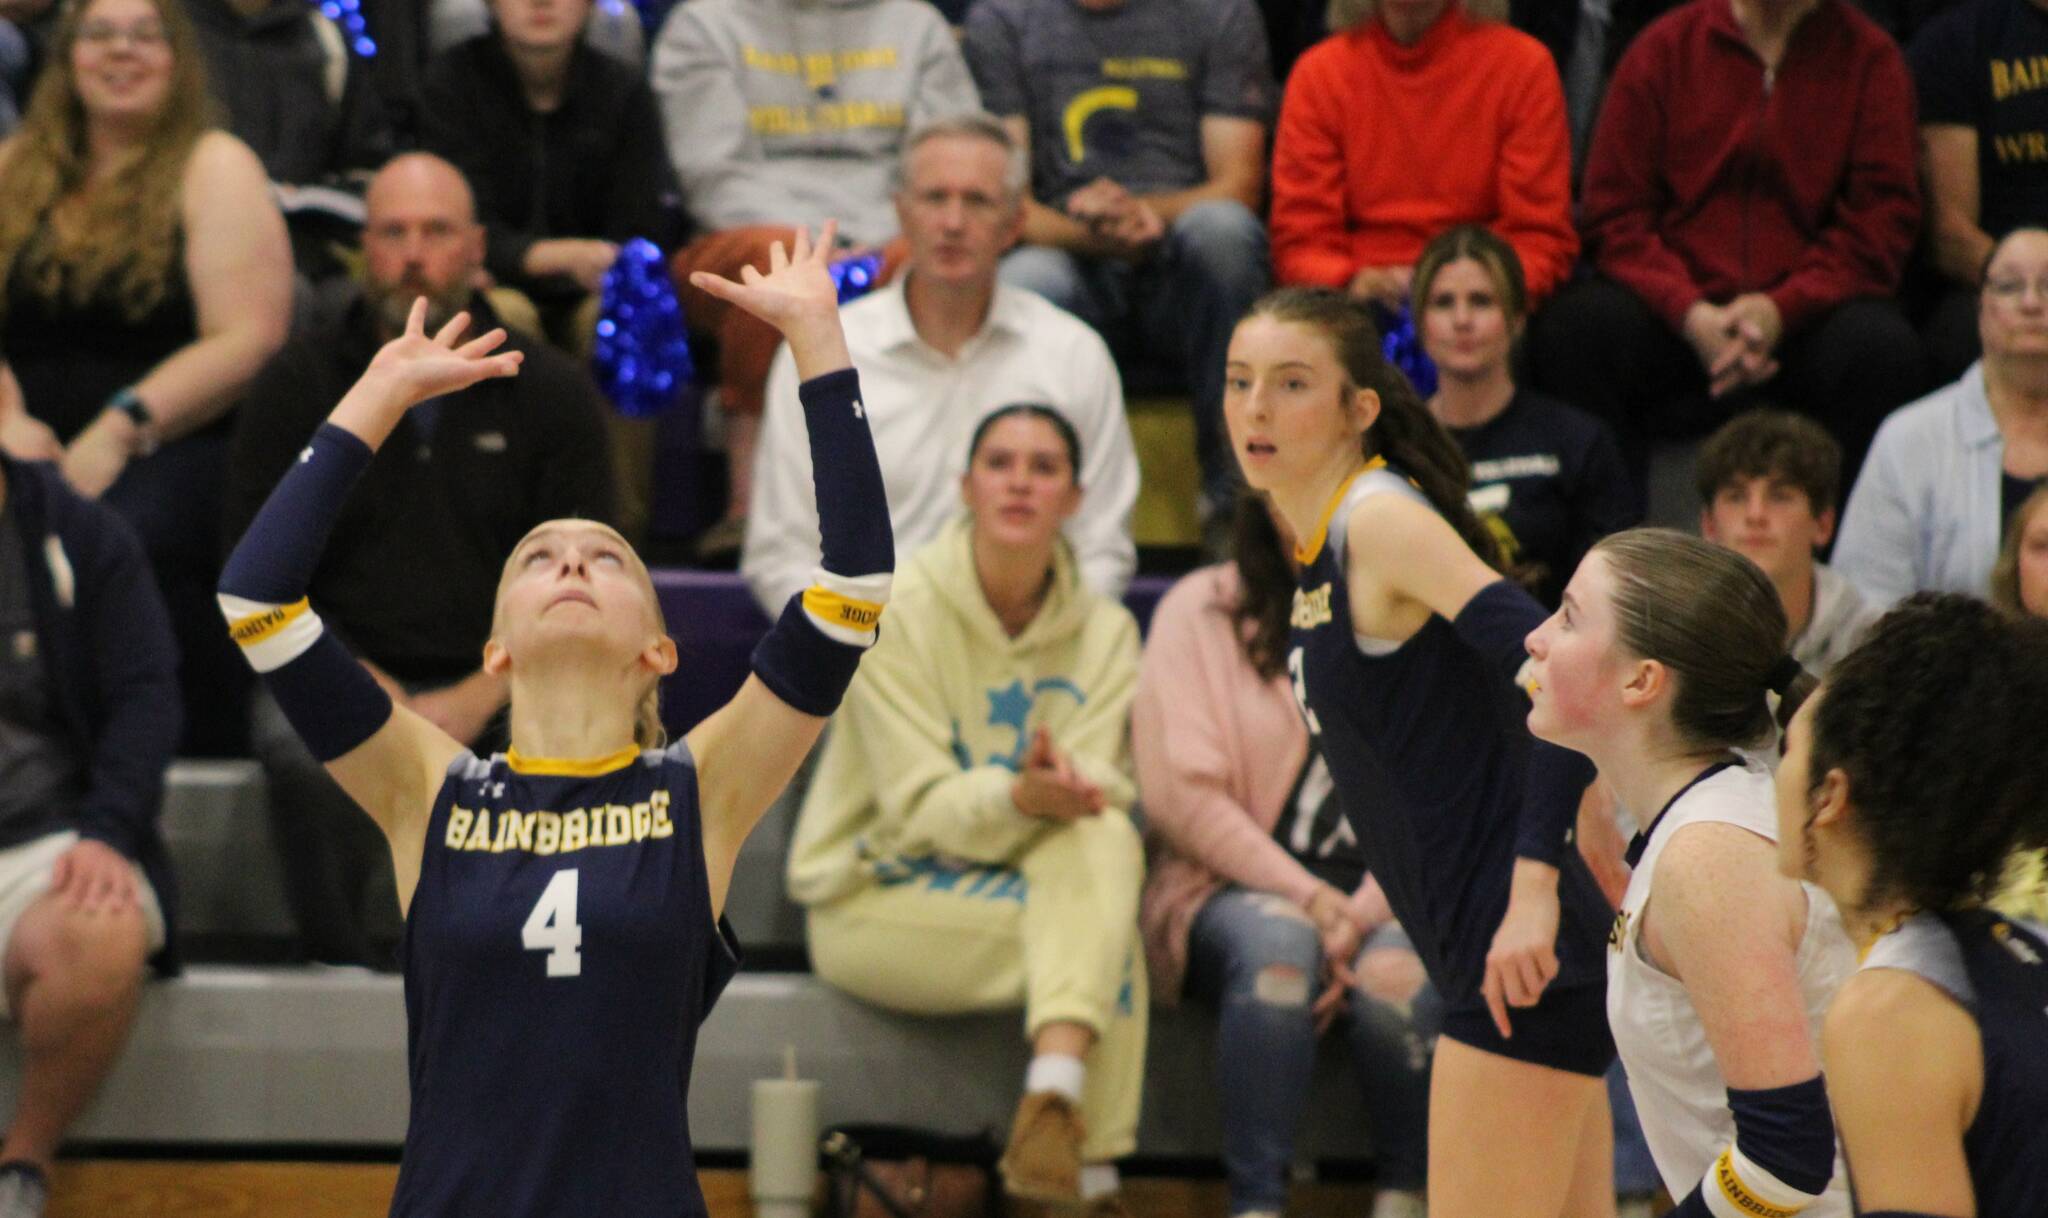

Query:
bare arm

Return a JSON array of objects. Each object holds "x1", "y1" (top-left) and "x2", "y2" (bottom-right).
[
  {"x1": 1824, "y1": 968, "x2": 1982, "y2": 1215},
  {"x1": 998, "y1": 115, "x2": 1128, "y2": 256},
  {"x1": 1647, "y1": 823, "x2": 1823, "y2": 1088},
  {"x1": 1922, "y1": 124, "x2": 1992, "y2": 287},
  {"x1": 139, "y1": 132, "x2": 293, "y2": 438},
  {"x1": 1342, "y1": 491, "x2": 1501, "y2": 643},
  {"x1": 1135, "y1": 116, "x2": 1266, "y2": 222}
]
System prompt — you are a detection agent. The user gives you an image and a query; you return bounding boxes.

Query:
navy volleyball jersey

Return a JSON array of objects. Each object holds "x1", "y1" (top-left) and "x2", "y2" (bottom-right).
[
  {"x1": 389, "y1": 740, "x2": 740, "y2": 1218},
  {"x1": 1286, "y1": 466, "x2": 1609, "y2": 1009},
  {"x1": 1866, "y1": 910, "x2": 2048, "y2": 1216}
]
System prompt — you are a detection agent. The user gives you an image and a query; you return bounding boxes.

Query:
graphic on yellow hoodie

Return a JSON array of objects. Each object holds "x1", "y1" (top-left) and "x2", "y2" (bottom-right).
[{"x1": 787, "y1": 514, "x2": 1141, "y2": 908}]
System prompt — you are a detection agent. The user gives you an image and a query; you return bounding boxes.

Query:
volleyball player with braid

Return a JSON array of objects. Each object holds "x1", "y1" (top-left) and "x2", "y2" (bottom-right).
[
  {"x1": 1224, "y1": 288, "x2": 1617, "y2": 1218},
  {"x1": 1779, "y1": 594, "x2": 2048, "y2": 1217},
  {"x1": 1523, "y1": 529, "x2": 1855, "y2": 1218},
  {"x1": 217, "y1": 225, "x2": 890, "y2": 1216}
]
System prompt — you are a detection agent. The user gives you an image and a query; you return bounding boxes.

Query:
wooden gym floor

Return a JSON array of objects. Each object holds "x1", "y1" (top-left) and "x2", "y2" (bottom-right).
[{"x1": 44, "y1": 1162, "x2": 1383, "y2": 1217}]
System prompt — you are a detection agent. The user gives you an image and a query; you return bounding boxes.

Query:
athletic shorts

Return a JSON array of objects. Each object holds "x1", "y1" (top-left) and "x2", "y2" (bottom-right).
[
  {"x1": 1440, "y1": 979, "x2": 1614, "y2": 1078},
  {"x1": 0, "y1": 830, "x2": 165, "y2": 1019}
]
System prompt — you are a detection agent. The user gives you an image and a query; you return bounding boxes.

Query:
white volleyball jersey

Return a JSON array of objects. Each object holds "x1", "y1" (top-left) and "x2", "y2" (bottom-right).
[{"x1": 1606, "y1": 760, "x2": 1856, "y2": 1212}]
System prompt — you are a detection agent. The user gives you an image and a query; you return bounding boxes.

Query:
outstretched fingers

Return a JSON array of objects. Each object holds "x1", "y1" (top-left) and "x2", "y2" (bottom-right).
[
  {"x1": 455, "y1": 327, "x2": 510, "y2": 360},
  {"x1": 405, "y1": 296, "x2": 428, "y2": 339},
  {"x1": 433, "y1": 310, "x2": 474, "y2": 349}
]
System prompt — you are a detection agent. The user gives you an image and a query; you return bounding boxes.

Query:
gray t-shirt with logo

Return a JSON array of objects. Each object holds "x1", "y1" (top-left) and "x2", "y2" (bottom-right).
[
  {"x1": 0, "y1": 510, "x2": 82, "y2": 838},
  {"x1": 963, "y1": 0, "x2": 1275, "y2": 207}
]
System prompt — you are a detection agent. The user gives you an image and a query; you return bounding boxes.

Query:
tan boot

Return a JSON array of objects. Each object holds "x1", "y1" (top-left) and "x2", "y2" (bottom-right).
[{"x1": 999, "y1": 1092, "x2": 1087, "y2": 1203}]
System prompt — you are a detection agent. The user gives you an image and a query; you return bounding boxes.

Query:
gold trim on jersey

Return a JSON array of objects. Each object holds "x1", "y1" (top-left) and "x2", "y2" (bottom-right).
[
  {"x1": 504, "y1": 745, "x2": 642, "y2": 777},
  {"x1": 1293, "y1": 456, "x2": 1387, "y2": 567}
]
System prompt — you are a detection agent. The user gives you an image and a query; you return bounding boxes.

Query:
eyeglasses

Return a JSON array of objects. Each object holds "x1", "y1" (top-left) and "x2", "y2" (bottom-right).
[{"x1": 76, "y1": 21, "x2": 168, "y2": 48}]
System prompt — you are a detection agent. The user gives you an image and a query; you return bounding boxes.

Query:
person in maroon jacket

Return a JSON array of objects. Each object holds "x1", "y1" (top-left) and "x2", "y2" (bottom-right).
[{"x1": 1527, "y1": 0, "x2": 1926, "y2": 486}]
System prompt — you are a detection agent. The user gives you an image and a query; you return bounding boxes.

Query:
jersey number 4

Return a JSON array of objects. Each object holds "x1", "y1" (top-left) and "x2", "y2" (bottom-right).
[{"x1": 523, "y1": 869, "x2": 584, "y2": 977}]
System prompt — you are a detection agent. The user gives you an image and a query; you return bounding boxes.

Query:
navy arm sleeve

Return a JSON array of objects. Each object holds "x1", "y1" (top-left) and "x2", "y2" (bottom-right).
[
  {"x1": 1452, "y1": 579, "x2": 1594, "y2": 866},
  {"x1": 218, "y1": 424, "x2": 395, "y2": 761}
]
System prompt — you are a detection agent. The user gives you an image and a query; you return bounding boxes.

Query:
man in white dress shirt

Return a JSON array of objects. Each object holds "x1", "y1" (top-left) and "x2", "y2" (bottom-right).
[{"x1": 742, "y1": 112, "x2": 1139, "y2": 616}]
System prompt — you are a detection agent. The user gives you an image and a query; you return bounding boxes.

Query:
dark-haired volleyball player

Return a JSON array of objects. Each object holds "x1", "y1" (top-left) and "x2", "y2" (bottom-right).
[
  {"x1": 1779, "y1": 594, "x2": 2048, "y2": 1217},
  {"x1": 217, "y1": 226, "x2": 890, "y2": 1216},
  {"x1": 1523, "y1": 529, "x2": 1854, "y2": 1218},
  {"x1": 1224, "y1": 287, "x2": 1616, "y2": 1218}
]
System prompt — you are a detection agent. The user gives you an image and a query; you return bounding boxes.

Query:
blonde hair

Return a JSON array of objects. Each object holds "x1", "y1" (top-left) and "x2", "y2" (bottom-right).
[
  {"x1": 492, "y1": 521, "x2": 671, "y2": 750},
  {"x1": 0, "y1": 0, "x2": 219, "y2": 325},
  {"x1": 1990, "y1": 482, "x2": 2048, "y2": 619}
]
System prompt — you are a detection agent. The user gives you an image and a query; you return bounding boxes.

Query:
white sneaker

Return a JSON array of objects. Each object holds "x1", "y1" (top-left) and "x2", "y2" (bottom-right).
[
  {"x1": 0, "y1": 1163, "x2": 47, "y2": 1218},
  {"x1": 1370, "y1": 1189, "x2": 1427, "y2": 1218}
]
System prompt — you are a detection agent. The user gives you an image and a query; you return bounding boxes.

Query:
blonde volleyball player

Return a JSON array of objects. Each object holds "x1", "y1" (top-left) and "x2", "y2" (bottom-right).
[
  {"x1": 218, "y1": 225, "x2": 891, "y2": 1216},
  {"x1": 1522, "y1": 529, "x2": 1855, "y2": 1218}
]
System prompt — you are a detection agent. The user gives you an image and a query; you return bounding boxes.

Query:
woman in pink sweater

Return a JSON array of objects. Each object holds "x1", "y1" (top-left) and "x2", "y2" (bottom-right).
[{"x1": 1135, "y1": 498, "x2": 1437, "y2": 1218}]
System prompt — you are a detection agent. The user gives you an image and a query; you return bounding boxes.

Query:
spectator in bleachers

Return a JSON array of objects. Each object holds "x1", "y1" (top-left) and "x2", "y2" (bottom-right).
[
  {"x1": 788, "y1": 403, "x2": 1145, "y2": 1212},
  {"x1": 430, "y1": 0, "x2": 647, "y2": 68},
  {"x1": 1991, "y1": 481, "x2": 2048, "y2": 617},
  {"x1": 743, "y1": 114, "x2": 1138, "y2": 615},
  {"x1": 223, "y1": 152, "x2": 615, "y2": 968},
  {"x1": 185, "y1": 0, "x2": 396, "y2": 277},
  {"x1": 419, "y1": 0, "x2": 683, "y2": 343},
  {"x1": 1907, "y1": 0, "x2": 2048, "y2": 380},
  {"x1": 1834, "y1": 226, "x2": 2048, "y2": 609},
  {"x1": 421, "y1": 0, "x2": 683, "y2": 542},
  {"x1": 1696, "y1": 409, "x2": 1878, "y2": 674},
  {"x1": 654, "y1": 0, "x2": 979, "y2": 553},
  {"x1": 0, "y1": 0, "x2": 292, "y2": 755},
  {"x1": 1135, "y1": 495, "x2": 1435, "y2": 1218},
  {"x1": 1268, "y1": 0, "x2": 1576, "y2": 314},
  {"x1": 1414, "y1": 225, "x2": 1637, "y2": 607},
  {"x1": 0, "y1": 451, "x2": 178, "y2": 1218},
  {"x1": 961, "y1": 0, "x2": 1274, "y2": 523},
  {"x1": 1528, "y1": 0, "x2": 1925, "y2": 483}
]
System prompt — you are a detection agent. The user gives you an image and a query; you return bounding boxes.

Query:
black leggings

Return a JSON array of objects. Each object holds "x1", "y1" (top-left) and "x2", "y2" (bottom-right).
[{"x1": 1528, "y1": 276, "x2": 1928, "y2": 491}]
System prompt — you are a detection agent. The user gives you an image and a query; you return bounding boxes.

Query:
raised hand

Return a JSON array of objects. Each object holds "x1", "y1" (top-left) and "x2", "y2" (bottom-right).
[
  {"x1": 687, "y1": 223, "x2": 853, "y2": 382},
  {"x1": 364, "y1": 298, "x2": 525, "y2": 407},
  {"x1": 328, "y1": 298, "x2": 524, "y2": 451}
]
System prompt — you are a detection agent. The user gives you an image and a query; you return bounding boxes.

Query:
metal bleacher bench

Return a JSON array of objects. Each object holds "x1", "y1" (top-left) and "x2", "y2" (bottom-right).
[{"x1": 5, "y1": 572, "x2": 1377, "y2": 1165}]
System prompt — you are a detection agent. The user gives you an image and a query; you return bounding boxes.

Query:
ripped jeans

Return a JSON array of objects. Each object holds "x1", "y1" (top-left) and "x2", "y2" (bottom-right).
[{"x1": 1185, "y1": 887, "x2": 1441, "y2": 1213}]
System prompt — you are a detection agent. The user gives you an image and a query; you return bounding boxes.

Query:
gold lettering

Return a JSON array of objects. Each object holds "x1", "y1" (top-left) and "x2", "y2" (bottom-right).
[
  {"x1": 1290, "y1": 584, "x2": 1335, "y2": 630},
  {"x1": 535, "y1": 811, "x2": 561, "y2": 855},
  {"x1": 446, "y1": 807, "x2": 474, "y2": 849},
  {"x1": 605, "y1": 804, "x2": 632, "y2": 846},
  {"x1": 505, "y1": 810, "x2": 534, "y2": 853},
  {"x1": 1995, "y1": 59, "x2": 2013, "y2": 101},
  {"x1": 633, "y1": 801, "x2": 653, "y2": 840},
  {"x1": 464, "y1": 810, "x2": 493, "y2": 852},
  {"x1": 563, "y1": 809, "x2": 589, "y2": 854},
  {"x1": 1100, "y1": 56, "x2": 1187, "y2": 80},
  {"x1": 651, "y1": 791, "x2": 675, "y2": 839}
]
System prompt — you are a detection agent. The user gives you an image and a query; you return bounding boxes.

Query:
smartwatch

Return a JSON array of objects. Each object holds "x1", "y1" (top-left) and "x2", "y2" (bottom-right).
[{"x1": 105, "y1": 387, "x2": 158, "y2": 457}]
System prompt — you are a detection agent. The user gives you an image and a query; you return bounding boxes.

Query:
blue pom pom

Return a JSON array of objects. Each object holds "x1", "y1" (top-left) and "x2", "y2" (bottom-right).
[
  {"x1": 592, "y1": 238, "x2": 695, "y2": 419},
  {"x1": 1380, "y1": 305, "x2": 1438, "y2": 399}
]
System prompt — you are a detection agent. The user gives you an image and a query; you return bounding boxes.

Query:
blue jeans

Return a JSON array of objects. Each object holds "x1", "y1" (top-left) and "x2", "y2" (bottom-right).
[
  {"x1": 999, "y1": 199, "x2": 1270, "y2": 511},
  {"x1": 1185, "y1": 887, "x2": 1441, "y2": 1213}
]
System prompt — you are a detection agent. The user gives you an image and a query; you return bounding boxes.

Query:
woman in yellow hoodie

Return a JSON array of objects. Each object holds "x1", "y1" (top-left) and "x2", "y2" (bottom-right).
[{"x1": 786, "y1": 404, "x2": 1145, "y2": 1216}]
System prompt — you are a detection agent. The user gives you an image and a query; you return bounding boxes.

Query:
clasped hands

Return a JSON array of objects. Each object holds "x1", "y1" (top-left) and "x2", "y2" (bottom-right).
[
  {"x1": 1065, "y1": 178, "x2": 1164, "y2": 261},
  {"x1": 1685, "y1": 293, "x2": 1784, "y2": 397}
]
